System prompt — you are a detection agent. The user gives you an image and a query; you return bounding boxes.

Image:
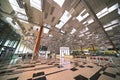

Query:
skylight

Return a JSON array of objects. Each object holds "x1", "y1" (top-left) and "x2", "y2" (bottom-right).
[
  {"x1": 76, "y1": 13, "x2": 89, "y2": 22},
  {"x1": 103, "y1": 19, "x2": 119, "y2": 28},
  {"x1": 79, "y1": 34, "x2": 84, "y2": 37},
  {"x1": 80, "y1": 27, "x2": 89, "y2": 33},
  {"x1": 17, "y1": 13, "x2": 28, "y2": 20},
  {"x1": 55, "y1": 10, "x2": 72, "y2": 29},
  {"x1": 6, "y1": 17, "x2": 21, "y2": 30},
  {"x1": 83, "y1": 17, "x2": 94, "y2": 26},
  {"x1": 49, "y1": 34, "x2": 53, "y2": 37},
  {"x1": 105, "y1": 27, "x2": 113, "y2": 31},
  {"x1": 70, "y1": 28, "x2": 76, "y2": 34},
  {"x1": 30, "y1": 0, "x2": 42, "y2": 11},
  {"x1": 55, "y1": 21, "x2": 64, "y2": 29},
  {"x1": 61, "y1": 30, "x2": 65, "y2": 34},
  {"x1": 43, "y1": 23, "x2": 51, "y2": 29},
  {"x1": 8, "y1": 0, "x2": 26, "y2": 14},
  {"x1": 53, "y1": 0, "x2": 65, "y2": 7},
  {"x1": 43, "y1": 28, "x2": 49, "y2": 34},
  {"x1": 96, "y1": 3, "x2": 119, "y2": 19}
]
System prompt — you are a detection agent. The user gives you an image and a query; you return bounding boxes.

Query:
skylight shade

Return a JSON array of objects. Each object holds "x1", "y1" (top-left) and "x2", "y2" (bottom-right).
[
  {"x1": 9, "y1": 0, "x2": 26, "y2": 14},
  {"x1": 60, "y1": 10, "x2": 72, "y2": 22},
  {"x1": 17, "y1": 13, "x2": 28, "y2": 20},
  {"x1": 103, "y1": 19, "x2": 119, "y2": 28},
  {"x1": 105, "y1": 27, "x2": 113, "y2": 31},
  {"x1": 43, "y1": 28, "x2": 49, "y2": 34},
  {"x1": 80, "y1": 27, "x2": 89, "y2": 33},
  {"x1": 96, "y1": 3, "x2": 119, "y2": 19},
  {"x1": 30, "y1": 0, "x2": 42, "y2": 11},
  {"x1": 76, "y1": 13, "x2": 89, "y2": 22},
  {"x1": 53, "y1": 0, "x2": 65, "y2": 7},
  {"x1": 55, "y1": 10, "x2": 72, "y2": 29},
  {"x1": 6, "y1": 17, "x2": 21, "y2": 30},
  {"x1": 55, "y1": 21, "x2": 64, "y2": 29},
  {"x1": 70, "y1": 28, "x2": 76, "y2": 34}
]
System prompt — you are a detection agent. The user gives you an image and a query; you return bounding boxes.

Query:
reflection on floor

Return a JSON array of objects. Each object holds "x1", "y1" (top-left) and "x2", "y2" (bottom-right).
[{"x1": 0, "y1": 56, "x2": 120, "y2": 80}]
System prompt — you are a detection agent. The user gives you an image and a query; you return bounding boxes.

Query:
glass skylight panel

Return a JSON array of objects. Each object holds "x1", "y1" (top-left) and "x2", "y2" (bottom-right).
[
  {"x1": 76, "y1": 13, "x2": 89, "y2": 22},
  {"x1": 30, "y1": 0, "x2": 42, "y2": 11},
  {"x1": 70, "y1": 28, "x2": 76, "y2": 34},
  {"x1": 17, "y1": 13, "x2": 28, "y2": 20},
  {"x1": 105, "y1": 27, "x2": 112, "y2": 31},
  {"x1": 6, "y1": 17, "x2": 20, "y2": 30},
  {"x1": 55, "y1": 10, "x2": 72, "y2": 29},
  {"x1": 103, "y1": 19, "x2": 119, "y2": 28},
  {"x1": 60, "y1": 10, "x2": 72, "y2": 23},
  {"x1": 9, "y1": 0, "x2": 26, "y2": 14},
  {"x1": 87, "y1": 18, "x2": 94, "y2": 24},
  {"x1": 43, "y1": 28, "x2": 49, "y2": 34},
  {"x1": 18, "y1": 19, "x2": 29, "y2": 24},
  {"x1": 80, "y1": 27, "x2": 89, "y2": 33},
  {"x1": 118, "y1": 8, "x2": 120, "y2": 14},
  {"x1": 96, "y1": 3, "x2": 119, "y2": 19},
  {"x1": 53, "y1": 0, "x2": 65, "y2": 7}
]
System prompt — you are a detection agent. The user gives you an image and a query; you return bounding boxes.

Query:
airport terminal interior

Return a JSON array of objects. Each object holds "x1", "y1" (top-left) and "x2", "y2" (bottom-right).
[{"x1": 0, "y1": 0, "x2": 120, "y2": 80}]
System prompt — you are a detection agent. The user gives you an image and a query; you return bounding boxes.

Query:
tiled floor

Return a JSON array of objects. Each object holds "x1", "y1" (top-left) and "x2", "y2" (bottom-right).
[{"x1": 0, "y1": 56, "x2": 120, "y2": 80}]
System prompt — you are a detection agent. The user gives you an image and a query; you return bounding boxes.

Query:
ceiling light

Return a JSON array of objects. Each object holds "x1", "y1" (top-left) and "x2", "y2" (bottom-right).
[
  {"x1": 53, "y1": 0, "x2": 65, "y2": 7},
  {"x1": 30, "y1": 0, "x2": 42, "y2": 11},
  {"x1": 43, "y1": 28, "x2": 49, "y2": 34},
  {"x1": 87, "y1": 18, "x2": 94, "y2": 24},
  {"x1": 55, "y1": 21, "x2": 64, "y2": 29},
  {"x1": 105, "y1": 27, "x2": 113, "y2": 31}
]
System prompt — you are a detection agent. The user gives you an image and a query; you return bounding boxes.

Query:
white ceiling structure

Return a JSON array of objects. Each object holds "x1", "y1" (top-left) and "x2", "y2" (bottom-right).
[{"x1": 0, "y1": 0, "x2": 120, "y2": 52}]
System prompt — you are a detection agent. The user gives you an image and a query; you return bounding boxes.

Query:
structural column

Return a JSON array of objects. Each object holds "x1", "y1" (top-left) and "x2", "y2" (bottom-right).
[{"x1": 32, "y1": 26, "x2": 44, "y2": 61}]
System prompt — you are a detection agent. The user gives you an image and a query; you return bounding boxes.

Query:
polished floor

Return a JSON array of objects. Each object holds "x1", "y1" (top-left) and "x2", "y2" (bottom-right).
[{"x1": 0, "y1": 56, "x2": 120, "y2": 80}]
